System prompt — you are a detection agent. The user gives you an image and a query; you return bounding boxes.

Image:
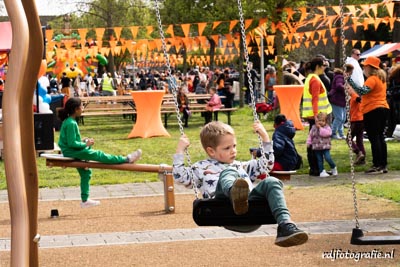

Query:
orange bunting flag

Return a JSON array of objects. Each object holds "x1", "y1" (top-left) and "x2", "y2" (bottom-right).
[
  {"x1": 358, "y1": 4, "x2": 371, "y2": 18},
  {"x1": 386, "y1": 3, "x2": 394, "y2": 18},
  {"x1": 266, "y1": 35, "x2": 275, "y2": 45},
  {"x1": 331, "y1": 6, "x2": 340, "y2": 16},
  {"x1": 212, "y1": 21, "x2": 222, "y2": 30},
  {"x1": 130, "y1": 26, "x2": 139, "y2": 39},
  {"x1": 267, "y1": 46, "x2": 274, "y2": 55},
  {"x1": 258, "y1": 18, "x2": 267, "y2": 27},
  {"x1": 211, "y1": 35, "x2": 219, "y2": 45},
  {"x1": 361, "y1": 21, "x2": 368, "y2": 30},
  {"x1": 375, "y1": 19, "x2": 382, "y2": 30},
  {"x1": 96, "y1": 40, "x2": 103, "y2": 49},
  {"x1": 113, "y1": 27, "x2": 122, "y2": 40},
  {"x1": 109, "y1": 40, "x2": 116, "y2": 49},
  {"x1": 361, "y1": 40, "x2": 367, "y2": 48},
  {"x1": 389, "y1": 17, "x2": 395, "y2": 30},
  {"x1": 244, "y1": 19, "x2": 253, "y2": 30},
  {"x1": 114, "y1": 46, "x2": 121, "y2": 56},
  {"x1": 224, "y1": 34, "x2": 233, "y2": 44},
  {"x1": 178, "y1": 24, "x2": 189, "y2": 38},
  {"x1": 146, "y1": 26, "x2": 154, "y2": 37},
  {"x1": 95, "y1": 28, "x2": 105, "y2": 41},
  {"x1": 63, "y1": 40, "x2": 73, "y2": 50},
  {"x1": 165, "y1": 25, "x2": 174, "y2": 37},
  {"x1": 298, "y1": 7, "x2": 307, "y2": 23},
  {"x1": 284, "y1": 8, "x2": 295, "y2": 22},
  {"x1": 229, "y1": 20, "x2": 238, "y2": 31},
  {"x1": 346, "y1": 5, "x2": 357, "y2": 17},
  {"x1": 197, "y1": 22, "x2": 207, "y2": 36}
]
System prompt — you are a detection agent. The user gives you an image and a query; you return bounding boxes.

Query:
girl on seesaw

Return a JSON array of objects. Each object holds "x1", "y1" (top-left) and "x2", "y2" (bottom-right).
[{"x1": 58, "y1": 97, "x2": 142, "y2": 208}]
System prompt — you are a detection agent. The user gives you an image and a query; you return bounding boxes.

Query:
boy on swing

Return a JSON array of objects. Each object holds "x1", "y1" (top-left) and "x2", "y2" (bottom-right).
[{"x1": 173, "y1": 121, "x2": 308, "y2": 247}]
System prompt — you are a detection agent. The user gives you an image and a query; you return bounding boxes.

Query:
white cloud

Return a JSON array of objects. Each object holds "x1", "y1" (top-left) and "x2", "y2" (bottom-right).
[{"x1": 0, "y1": 0, "x2": 90, "y2": 17}]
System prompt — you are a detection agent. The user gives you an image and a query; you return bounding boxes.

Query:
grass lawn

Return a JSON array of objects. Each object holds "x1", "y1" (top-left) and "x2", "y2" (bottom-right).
[{"x1": 0, "y1": 106, "x2": 399, "y2": 202}]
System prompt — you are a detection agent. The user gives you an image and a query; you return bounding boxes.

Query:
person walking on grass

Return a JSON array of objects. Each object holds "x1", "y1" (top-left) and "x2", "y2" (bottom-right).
[{"x1": 58, "y1": 97, "x2": 142, "y2": 208}]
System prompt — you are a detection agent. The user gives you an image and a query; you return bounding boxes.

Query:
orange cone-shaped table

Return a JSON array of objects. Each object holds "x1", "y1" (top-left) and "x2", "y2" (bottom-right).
[
  {"x1": 128, "y1": 91, "x2": 170, "y2": 138},
  {"x1": 273, "y1": 85, "x2": 304, "y2": 130}
]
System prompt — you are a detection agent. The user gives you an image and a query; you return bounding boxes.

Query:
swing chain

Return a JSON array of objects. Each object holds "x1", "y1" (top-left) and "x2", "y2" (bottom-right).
[
  {"x1": 340, "y1": 0, "x2": 360, "y2": 229},
  {"x1": 237, "y1": 0, "x2": 269, "y2": 169},
  {"x1": 154, "y1": 0, "x2": 199, "y2": 198}
]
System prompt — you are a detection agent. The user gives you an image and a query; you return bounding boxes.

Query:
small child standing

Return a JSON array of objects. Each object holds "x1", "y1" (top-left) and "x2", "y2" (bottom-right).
[
  {"x1": 58, "y1": 97, "x2": 142, "y2": 208},
  {"x1": 173, "y1": 121, "x2": 308, "y2": 247},
  {"x1": 204, "y1": 87, "x2": 222, "y2": 124},
  {"x1": 306, "y1": 112, "x2": 337, "y2": 177},
  {"x1": 347, "y1": 88, "x2": 365, "y2": 165}
]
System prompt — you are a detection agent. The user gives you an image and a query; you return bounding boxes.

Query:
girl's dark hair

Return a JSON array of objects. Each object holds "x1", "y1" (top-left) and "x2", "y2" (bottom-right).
[
  {"x1": 305, "y1": 57, "x2": 324, "y2": 73},
  {"x1": 58, "y1": 97, "x2": 81, "y2": 121}
]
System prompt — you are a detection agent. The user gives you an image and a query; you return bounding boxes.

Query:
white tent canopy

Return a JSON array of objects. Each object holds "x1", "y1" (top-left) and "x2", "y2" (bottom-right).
[{"x1": 360, "y1": 43, "x2": 400, "y2": 59}]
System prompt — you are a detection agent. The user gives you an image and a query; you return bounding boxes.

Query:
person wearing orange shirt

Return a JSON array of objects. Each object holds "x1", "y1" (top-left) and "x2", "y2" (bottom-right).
[
  {"x1": 347, "y1": 56, "x2": 389, "y2": 174},
  {"x1": 347, "y1": 88, "x2": 365, "y2": 165}
]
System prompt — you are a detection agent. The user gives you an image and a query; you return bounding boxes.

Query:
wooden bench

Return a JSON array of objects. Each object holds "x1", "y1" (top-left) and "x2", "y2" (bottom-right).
[
  {"x1": 41, "y1": 154, "x2": 176, "y2": 213},
  {"x1": 161, "y1": 105, "x2": 238, "y2": 127},
  {"x1": 79, "y1": 96, "x2": 238, "y2": 127}
]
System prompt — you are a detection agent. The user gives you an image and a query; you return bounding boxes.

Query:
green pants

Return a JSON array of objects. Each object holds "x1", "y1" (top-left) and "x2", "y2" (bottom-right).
[
  {"x1": 215, "y1": 168, "x2": 291, "y2": 224},
  {"x1": 63, "y1": 147, "x2": 128, "y2": 201}
]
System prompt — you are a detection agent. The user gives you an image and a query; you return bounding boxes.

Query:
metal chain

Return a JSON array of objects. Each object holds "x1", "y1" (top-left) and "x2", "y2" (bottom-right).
[
  {"x1": 154, "y1": 0, "x2": 199, "y2": 198},
  {"x1": 340, "y1": 0, "x2": 360, "y2": 229},
  {"x1": 237, "y1": 0, "x2": 269, "y2": 170}
]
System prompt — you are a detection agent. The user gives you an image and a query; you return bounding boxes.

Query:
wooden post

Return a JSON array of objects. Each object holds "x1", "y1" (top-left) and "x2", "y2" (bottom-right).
[
  {"x1": 163, "y1": 173, "x2": 175, "y2": 213},
  {"x1": 4, "y1": 0, "x2": 43, "y2": 266}
]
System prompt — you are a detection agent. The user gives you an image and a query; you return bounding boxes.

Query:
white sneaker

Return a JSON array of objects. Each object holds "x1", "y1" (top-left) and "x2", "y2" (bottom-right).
[
  {"x1": 127, "y1": 149, "x2": 142, "y2": 163},
  {"x1": 331, "y1": 167, "x2": 338, "y2": 176},
  {"x1": 80, "y1": 199, "x2": 100, "y2": 208},
  {"x1": 319, "y1": 170, "x2": 330, "y2": 178}
]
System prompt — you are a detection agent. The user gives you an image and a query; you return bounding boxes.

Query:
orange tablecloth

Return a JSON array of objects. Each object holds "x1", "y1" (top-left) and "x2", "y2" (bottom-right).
[
  {"x1": 128, "y1": 91, "x2": 170, "y2": 138},
  {"x1": 273, "y1": 85, "x2": 304, "y2": 130}
]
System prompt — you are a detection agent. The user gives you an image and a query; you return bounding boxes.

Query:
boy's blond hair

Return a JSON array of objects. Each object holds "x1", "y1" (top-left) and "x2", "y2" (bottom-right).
[{"x1": 200, "y1": 121, "x2": 235, "y2": 150}]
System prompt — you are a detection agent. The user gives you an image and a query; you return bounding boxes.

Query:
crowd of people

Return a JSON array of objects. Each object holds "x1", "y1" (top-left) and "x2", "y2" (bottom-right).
[
  {"x1": 3, "y1": 46, "x2": 398, "y2": 177},
  {"x1": 293, "y1": 50, "x2": 400, "y2": 177}
]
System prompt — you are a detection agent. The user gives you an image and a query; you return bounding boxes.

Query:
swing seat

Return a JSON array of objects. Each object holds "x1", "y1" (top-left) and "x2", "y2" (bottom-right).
[
  {"x1": 193, "y1": 198, "x2": 276, "y2": 227},
  {"x1": 351, "y1": 228, "x2": 400, "y2": 245}
]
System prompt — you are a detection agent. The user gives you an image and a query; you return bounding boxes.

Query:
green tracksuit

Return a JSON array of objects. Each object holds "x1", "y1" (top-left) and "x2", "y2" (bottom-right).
[{"x1": 58, "y1": 117, "x2": 128, "y2": 201}]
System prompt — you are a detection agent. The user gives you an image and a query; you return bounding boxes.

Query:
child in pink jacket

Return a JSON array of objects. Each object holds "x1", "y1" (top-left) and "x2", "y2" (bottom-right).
[
  {"x1": 306, "y1": 112, "x2": 337, "y2": 178},
  {"x1": 204, "y1": 87, "x2": 222, "y2": 124}
]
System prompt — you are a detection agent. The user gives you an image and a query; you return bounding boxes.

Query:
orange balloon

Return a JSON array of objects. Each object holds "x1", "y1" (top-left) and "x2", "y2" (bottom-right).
[{"x1": 38, "y1": 59, "x2": 47, "y2": 78}]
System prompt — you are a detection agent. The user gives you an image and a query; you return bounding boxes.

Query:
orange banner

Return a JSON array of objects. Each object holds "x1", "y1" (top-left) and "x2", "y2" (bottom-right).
[
  {"x1": 95, "y1": 28, "x2": 105, "y2": 41},
  {"x1": 130, "y1": 26, "x2": 139, "y2": 39},
  {"x1": 113, "y1": 27, "x2": 122, "y2": 40},
  {"x1": 181, "y1": 24, "x2": 190, "y2": 37}
]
